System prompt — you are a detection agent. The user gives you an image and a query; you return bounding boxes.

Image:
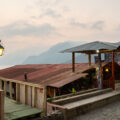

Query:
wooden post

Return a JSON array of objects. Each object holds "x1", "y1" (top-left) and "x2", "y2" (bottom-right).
[
  {"x1": 4, "y1": 81, "x2": 7, "y2": 96},
  {"x1": 88, "y1": 54, "x2": 91, "y2": 66},
  {"x1": 24, "y1": 85, "x2": 27, "y2": 104},
  {"x1": 96, "y1": 53, "x2": 102, "y2": 89},
  {"x1": 9, "y1": 82, "x2": 13, "y2": 99},
  {"x1": 101, "y1": 64, "x2": 103, "y2": 88},
  {"x1": 32, "y1": 87, "x2": 36, "y2": 107},
  {"x1": 72, "y1": 52, "x2": 75, "y2": 72},
  {"x1": 48, "y1": 87, "x2": 51, "y2": 97},
  {"x1": 43, "y1": 86, "x2": 47, "y2": 116},
  {"x1": 112, "y1": 51, "x2": 115, "y2": 90},
  {"x1": 0, "y1": 90, "x2": 4, "y2": 120},
  {"x1": 16, "y1": 83, "x2": 20, "y2": 102},
  {"x1": 53, "y1": 88, "x2": 56, "y2": 97},
  {"x1": 0, "y1": 80, "x2": 2, "y2": 90}
]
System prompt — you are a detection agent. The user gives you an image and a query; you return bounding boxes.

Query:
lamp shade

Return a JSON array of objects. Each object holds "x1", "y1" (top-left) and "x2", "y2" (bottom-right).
[{"x1": 0, "y1": 44, "x2": 4, "y2": 56}]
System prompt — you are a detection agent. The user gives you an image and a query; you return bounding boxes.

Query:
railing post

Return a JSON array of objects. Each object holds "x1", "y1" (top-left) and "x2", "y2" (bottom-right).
[
  {"x1": 16, "y1": 83, "x2": 20, "y2": 102},
  {"x1": 25, "y1": 85, "x2": 28, "y2": 104},
  {"x1": 0, "y1": 90, "x2": 4, "y2": 120},
  {"x1": 32, "y1": 87, "x2": 36, "y2": 107}
]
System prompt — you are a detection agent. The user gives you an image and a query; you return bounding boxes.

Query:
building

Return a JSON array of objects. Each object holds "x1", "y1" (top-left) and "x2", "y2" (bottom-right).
[{"x1": 0, "y1": 62, "x2": 120, "y2": 97}]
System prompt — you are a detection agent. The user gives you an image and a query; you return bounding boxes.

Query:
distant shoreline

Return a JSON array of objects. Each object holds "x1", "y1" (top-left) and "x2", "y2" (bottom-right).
[{"x1": 0, "y1": 65, "x2": 12, "y2": 70}]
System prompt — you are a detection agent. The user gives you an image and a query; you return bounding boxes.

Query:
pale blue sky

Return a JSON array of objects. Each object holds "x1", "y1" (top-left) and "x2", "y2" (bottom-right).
[{"x1": 0, "y1": 0, "x2": 120, "y2": 56}]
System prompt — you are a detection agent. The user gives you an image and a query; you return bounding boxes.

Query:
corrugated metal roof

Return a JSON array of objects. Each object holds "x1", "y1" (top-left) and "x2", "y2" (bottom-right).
[
  {"x1": 0, "y1": 64, "x2": 90, "y2": 88},
  {"x1": 61, "y1": 41, "x2": 119, "y2": 53},
  {"x1": 48, "y1": 73, "x2": 88, "y2": 88},
  {"x1": 0, "y1": 62, "x2": 119, "y2": 88}
]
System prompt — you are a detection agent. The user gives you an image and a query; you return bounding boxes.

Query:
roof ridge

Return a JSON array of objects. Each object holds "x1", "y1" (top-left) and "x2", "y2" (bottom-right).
[{"x1": 61, "y1": 41, "x2": 119, "y2": 53}]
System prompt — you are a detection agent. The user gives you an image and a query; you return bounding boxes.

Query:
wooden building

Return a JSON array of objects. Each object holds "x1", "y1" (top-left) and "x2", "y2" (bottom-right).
[
  {"x1": 0, "y1": 64, "x2": 89, "y2": 97},
  {"x1": 62, "y1": 41, "x2": 120, "y2": 90},
  {"x1": 0, "y1": 41, "x2": 120, "y2": 99},
  {"x1": 0, "y1": 61, "x2": 120, "y2": 99}
]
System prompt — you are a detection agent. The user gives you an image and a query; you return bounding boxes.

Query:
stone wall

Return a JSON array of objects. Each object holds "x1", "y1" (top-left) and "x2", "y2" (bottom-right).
[{"x1": 35, "y1": 111, "x2": 64, "y2": 120}]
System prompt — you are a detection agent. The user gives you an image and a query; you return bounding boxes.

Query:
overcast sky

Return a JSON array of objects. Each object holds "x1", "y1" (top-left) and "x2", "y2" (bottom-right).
[{"x1": 0, "y1": 0, "x2": 120, "y2": 55}]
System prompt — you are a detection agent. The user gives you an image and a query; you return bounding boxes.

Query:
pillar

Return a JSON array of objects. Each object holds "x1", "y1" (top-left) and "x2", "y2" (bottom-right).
[
  {"x1": 96, "y1": 53, "x2": 102, "y2": 89},
  {"x1": 88, "y1": 54, "x2": 91, "y2": 66},
  {"x1": 72, "y1": 52, "x2": 75, "y2": 72},
  {"x1": 112, "y1": 51, "x2": 115, "y2": 90}
]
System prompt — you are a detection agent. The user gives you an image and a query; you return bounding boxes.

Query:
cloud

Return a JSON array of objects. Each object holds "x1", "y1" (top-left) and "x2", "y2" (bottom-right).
[
  {"x1": 116, "y1": 24, "x2": 120, "y2": 31},
  {"x1": 91, "y1": 21, "x2": 104, "y2": 30},
  {"x1": 36, "y1": 0, "x2": 63, "y2": 6},
  {"x1": 70, "y1": 19, "x2": 87, "y2": 28},
  {"x1": 40, "y1": 8, "x2": 61, "y2": 18},
  {"x1": 70, "y1": 19, "x2": 105, "y2": 30},
  {"x1": 0, "y1": 21, "x2": 55, "y2": 37}
]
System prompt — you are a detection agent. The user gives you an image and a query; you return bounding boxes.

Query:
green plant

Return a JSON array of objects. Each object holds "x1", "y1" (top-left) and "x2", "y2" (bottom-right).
[
  {"x1": 49, "y1": 96, "x2": 54, "y2": 102},
  {"x1": 72, "y1": 88, "x2": 76, "y2": 94}
]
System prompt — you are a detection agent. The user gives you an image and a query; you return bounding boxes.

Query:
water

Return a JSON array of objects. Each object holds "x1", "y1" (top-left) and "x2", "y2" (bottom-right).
[{"x1": 0, "y1": 65, "x2": 13, "y2": 70}]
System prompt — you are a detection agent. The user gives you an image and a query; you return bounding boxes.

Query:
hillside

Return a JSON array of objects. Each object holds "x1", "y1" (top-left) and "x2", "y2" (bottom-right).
[
  {"x1": 23, "y1": 41, "x2": 98, "y2": 64},
  {"x1": 23, "y1": 41, "x2": 82, "y2": 64},
  {"x1": 23, "y1": 41, "x2": 120, "y2": 64}
]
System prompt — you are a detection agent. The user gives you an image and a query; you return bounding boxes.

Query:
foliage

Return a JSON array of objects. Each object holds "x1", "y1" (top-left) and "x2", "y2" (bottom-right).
[
  {"x1": 72, "y1": 88, "x2": 76, "y2": 94},
  {"x1": 49, "y1": 96, "x2": 54, "y2": 102}
]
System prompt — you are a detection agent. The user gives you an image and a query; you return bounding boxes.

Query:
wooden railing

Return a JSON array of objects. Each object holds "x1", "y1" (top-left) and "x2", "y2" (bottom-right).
[
  {"x1": 0, "y1": 90, "x2": 4, "y2": 120},
  {"x1": 47, "y1": 102, "x2": 68, "y2": 120},
  {"x1": 0, "y1": 77, "x2": 47, "y2": 116}
]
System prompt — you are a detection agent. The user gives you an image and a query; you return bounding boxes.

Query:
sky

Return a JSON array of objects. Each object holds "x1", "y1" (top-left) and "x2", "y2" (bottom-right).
[{"x1": 0, "y1": 0, "x2": 120, "y2": 59}]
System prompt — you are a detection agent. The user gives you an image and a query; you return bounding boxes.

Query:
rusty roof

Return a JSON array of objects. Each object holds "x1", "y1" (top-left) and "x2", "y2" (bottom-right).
[{"x1": 0, "y1": 63, "x2": 93, "y2": 88}]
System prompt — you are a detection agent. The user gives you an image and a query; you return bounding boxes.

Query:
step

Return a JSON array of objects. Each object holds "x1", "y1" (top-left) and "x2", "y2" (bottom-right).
[
  {"x1": 116, "y1": 83, "x2": 120, "y2": 90},
  {"x1": 53, "y1": 88, "x2": 112, "y2": 105},
  {"x1": 49, "y1": 88, "x2": 98, "y2": 102},
  {"x1": 64, "y1": 90, "x2": 120, "y2": 119}
]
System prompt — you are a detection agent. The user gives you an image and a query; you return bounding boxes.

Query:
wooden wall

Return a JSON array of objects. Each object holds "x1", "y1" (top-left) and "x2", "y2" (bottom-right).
[{"x1": 0, "y1": 77, "x2": 47, "y2": 116}]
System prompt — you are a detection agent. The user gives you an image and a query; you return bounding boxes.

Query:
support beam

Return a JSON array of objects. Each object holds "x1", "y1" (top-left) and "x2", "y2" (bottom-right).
[
  {"x1": 88, "y1": 54, "x2": 91, "y2": 66},
  {"x1": 72, "y1": 52, "x2": 75, "y2": 72},
  {"x1": 4, "y1": 81, "x2": 7, "y2": 96},
  {"x1": 53, "y1": 88, "x2": 56, "y2": 97},
  {"x1": 0, "y1": 90, "x2": 4, "y2": 120},
  {"x1": 48, "y1": 87, "x2": 51, "y2": 97},
  {"x1": 9, "y1": 82, "x2": 13, "y2": 99},
  {"x1": 112, "y1": 51, "x2": 115, "y2": 90},
  {"x1": 0, "y1": 80, "x2": 2, "y2": 89},
  {"x1": 96, "y1": 53, "x2": 102, "y2": 89}
]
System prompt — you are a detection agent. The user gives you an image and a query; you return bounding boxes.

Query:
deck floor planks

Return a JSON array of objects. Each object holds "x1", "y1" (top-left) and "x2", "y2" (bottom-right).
[{"x1": 4, "y1": 97, "x2": 42, "y2": 120}]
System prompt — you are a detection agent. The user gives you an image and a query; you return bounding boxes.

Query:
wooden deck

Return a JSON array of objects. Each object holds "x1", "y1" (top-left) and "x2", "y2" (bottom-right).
[{"x1": 4, "y1": 97, "x2": 42, "y2": 120}]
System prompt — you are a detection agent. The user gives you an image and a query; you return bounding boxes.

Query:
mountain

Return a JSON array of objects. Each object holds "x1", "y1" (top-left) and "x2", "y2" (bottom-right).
[
  {"x1": 0, "y1": 41, "x2": 119, "y2": 67},
  {"x1": 23, "y1": 41, "x2": 101, "y2": 64},
  {"x1": 23, "y1": 41, "x2": 89, "y2": 64},
  {"x1": 0, "y1": 45, "x2": 47, "y2": 66},
  {"x1": 116, "y1": 42, "x2": 120, "y2": 45}
]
